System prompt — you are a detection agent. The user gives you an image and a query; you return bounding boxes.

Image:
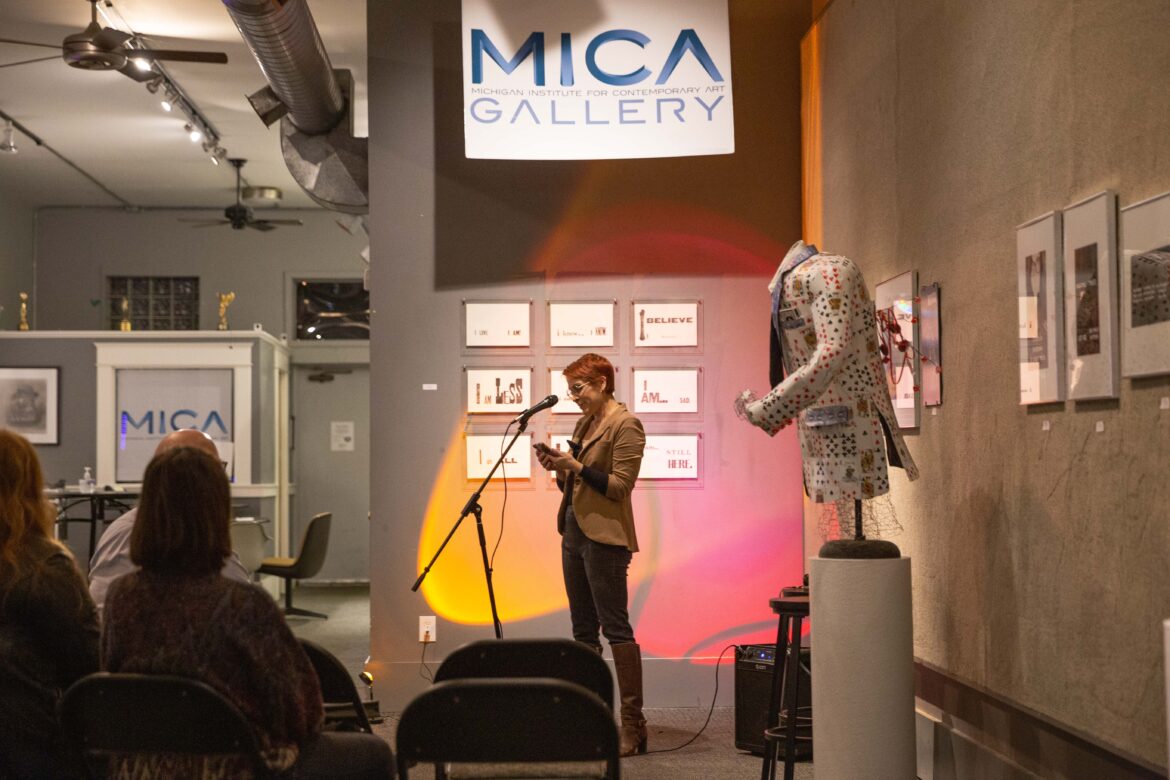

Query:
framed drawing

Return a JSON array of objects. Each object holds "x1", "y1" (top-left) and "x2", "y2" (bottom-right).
[
  {"x1": 466, "y1": 433, "x2": 531, "y2": 480},
  {"x1": 875, "y1": 270, "x2": 919, "y2": 428},
  {"x1": 641, "y1": 434, "x2": 700, "y2": 480},
  {"x1": 1017, "y1": 212, "x2": 1065, "y2": 404},
  {"x1": 549, "y1": 301, "x2": 615, "y2": 348},
  {"x1": 548, "y1": 369, "x2": 584, "y2": 414},
  {"x1": 464, "y1": 301, "x2": 531, "y2": 347},
  {"x1": 466, "y1": 368, "x2": 532, "y2": 414},
  {"x1": 1120, "y1": 191, "x2": 1170, "y2": 377},
  {"x1": 632, "y1": 368, "x2": 699, "y2": 413},
  {"x1": 632, "y1": 301, "x2": 700, "y2": 348},
  {"x1": 0, "y1": 367, "x2": 59, "y2": 445},
  {"x1": 919, "y1": 283, "x2": 943, "y2": 407},
  {"x1": 1062, "y1": 191, "x2": 1118, "y2": 399}
]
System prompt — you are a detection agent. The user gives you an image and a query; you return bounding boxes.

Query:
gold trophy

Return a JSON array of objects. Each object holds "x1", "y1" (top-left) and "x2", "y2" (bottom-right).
[
  {"x1": 18, "y1": 292, "x2": 30, "y2": 331},
  {"x1": 217, "y1": 292, "x2": 236, "y2": 331},
  {"x1": 119, "y1": 297, "x2": 131, "y2": 331}
]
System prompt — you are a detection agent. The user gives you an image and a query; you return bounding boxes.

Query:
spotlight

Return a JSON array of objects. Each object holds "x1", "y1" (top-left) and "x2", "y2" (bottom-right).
[
  {"x1": 0, "y1": 120, "x2": 16, "y2": 155},
  {"x1": 160, "y1": 99, "x2": 172, "y2": 112},
  {"x1": 132, "y1": 58, "x2": 152, "y2": 73},
  {"x1": 185, "y1": 124, "x2": 202, "y2": 143},
  {"x1": 145, "y1": 76, "x2": 163, "y2": 94}
]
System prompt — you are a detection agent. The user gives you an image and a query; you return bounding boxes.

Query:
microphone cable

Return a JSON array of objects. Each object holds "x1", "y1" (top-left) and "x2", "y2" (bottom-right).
[
  {"x1": 489, "y1": 419, "x2": 513, "y2": 570},
  {"x1": 640, "y1": 643, "x2": 738, "y2": 755}
]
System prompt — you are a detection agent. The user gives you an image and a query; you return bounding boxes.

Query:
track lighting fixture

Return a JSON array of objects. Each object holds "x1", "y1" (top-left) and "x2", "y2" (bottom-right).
[
  {"x1": 0, "y1": 120, "x2": 16, "y2": 154},
  {"x1": 185, "y1": 123, "x2": 203, "y2": 143},
  {"x1": 145, "y1": 76, "x2": 163, "y2": 94},
  {"x1": 160, "y1": 99, "x2": 172, "y2": 112}
]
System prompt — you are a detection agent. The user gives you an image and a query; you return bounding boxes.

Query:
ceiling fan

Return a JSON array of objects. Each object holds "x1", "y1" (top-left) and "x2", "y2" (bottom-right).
[
  {"x1": 0, "y1": 0, "x2": 228, "y2": 82},
  {"x1": 180, "y1": 159, "x2": 303, "y2": 232}
]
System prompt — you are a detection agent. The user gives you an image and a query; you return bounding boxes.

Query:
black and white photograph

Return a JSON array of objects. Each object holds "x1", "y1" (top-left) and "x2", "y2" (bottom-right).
[
  {"x1": 1017, "y1": 211, "x2": 1065, "y2": 404},
  {"x1": 0, "y1": 367, "x2": 59, "y2": 445},
  {"x1": 1121, "y1": 190, "x2": 1170, "y2": 377},
  {"x1": 1062, "y1": 191, "x2": 1117, "y2": 400}
]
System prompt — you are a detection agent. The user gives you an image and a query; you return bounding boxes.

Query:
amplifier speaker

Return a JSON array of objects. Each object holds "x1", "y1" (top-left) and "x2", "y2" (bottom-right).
[{"x1": 734, "y1": 643, "x2": 812, "y2": 756}]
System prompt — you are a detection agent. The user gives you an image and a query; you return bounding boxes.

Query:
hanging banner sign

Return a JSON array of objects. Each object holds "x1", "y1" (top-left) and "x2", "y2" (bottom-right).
[{"x1": 461, "y1": 0, "x2": 734, "y2": 160}]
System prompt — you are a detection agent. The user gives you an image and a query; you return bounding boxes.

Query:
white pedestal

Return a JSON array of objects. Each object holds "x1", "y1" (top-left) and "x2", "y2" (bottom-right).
[{"x1": 810, "y1": 556, "x2": 916, "y2": 780}]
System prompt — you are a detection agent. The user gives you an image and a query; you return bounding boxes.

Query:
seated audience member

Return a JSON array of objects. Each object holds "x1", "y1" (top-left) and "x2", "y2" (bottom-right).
[
  {"x1": 89, "y1": 428, "x2": 250, "y2": 613},
  {"x1": 0, "y1": 430, "x2": 99, "y2": 779},
  {"x1": 101, "y1": 446, "x2": 393, "y2": 779}
]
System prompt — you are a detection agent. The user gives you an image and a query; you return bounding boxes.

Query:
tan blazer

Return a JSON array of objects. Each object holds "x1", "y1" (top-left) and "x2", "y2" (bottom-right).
[{"x1": 556, "y1": 403, "x2": 645, "y2": 552}]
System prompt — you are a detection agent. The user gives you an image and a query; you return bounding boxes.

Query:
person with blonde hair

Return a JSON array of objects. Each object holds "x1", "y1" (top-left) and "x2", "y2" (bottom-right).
[{"x1": 0, "y1": 430, "x2": 99, "y2": 779}]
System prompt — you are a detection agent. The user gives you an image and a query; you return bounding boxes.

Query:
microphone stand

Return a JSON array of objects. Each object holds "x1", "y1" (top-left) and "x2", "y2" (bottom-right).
[{"x1": 412, "y1": 415, "x2": 533, "y2": 639}]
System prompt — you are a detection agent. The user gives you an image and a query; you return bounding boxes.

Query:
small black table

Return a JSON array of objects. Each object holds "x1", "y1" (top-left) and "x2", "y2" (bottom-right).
[{"x1": 47, "y1": 488, "x2": 139, "y2": 567}]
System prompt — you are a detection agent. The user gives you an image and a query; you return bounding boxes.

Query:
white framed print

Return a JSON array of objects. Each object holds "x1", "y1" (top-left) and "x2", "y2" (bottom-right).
[
  {"x1": 1017, "y1": 212, "x2": 1065, "y2": 404},
  {"x1": 1063, "y1": 191, "x2": 1119, "y2": 400},
  {"x1": 632, "y1": 301, "x2": 700, "y2": 348},
  {"x1": 874, "y1": 271, "x2": 919, "y2": 428},
  {"x1": 632, "y1": 368, "x2": 699, "y2": 413},
  {"x1": 466, "y1": 368, "x2": 532, "y2": 413},
  {"x1": 549, "y1": 301, "x2": 615, "y2": 347},
  {"x1": 466, "y1": 433, "x2": 531, "y2": 480},
  {"x1": 1120, "y1": 191, "x2": 1170, "y2": 377},
  {"x1": 641, "y1": 434, "x2": 700, "y2": 480},
  {"x1": 464, "y1": 301, "x2": 531, "y2": 347},
  {"x1": 0, "y1": 367, "x2": 59, "y2": 445},
  {"x1": 548, "y1": 369, "x2": 584, "y2": 415}
]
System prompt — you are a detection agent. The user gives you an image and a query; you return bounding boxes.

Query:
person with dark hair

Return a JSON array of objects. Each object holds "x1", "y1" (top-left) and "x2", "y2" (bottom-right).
[
  {"x1": 0, "y1": 430, "x2": 99, "y2": 779},
  {"x1": 102, "y1": 447, "x2": 393, "y2": 779},
  {"x1": 88, "y1": 428, "x2": 250, "y2": 615},
  {"x1": 534, "y1": 352, "x2": 648, "y2": 757}
]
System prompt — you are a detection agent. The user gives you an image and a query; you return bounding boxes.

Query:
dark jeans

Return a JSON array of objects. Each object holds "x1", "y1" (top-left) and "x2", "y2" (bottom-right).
[{"x1": 561, "y1": 505, "x2": 635, "y2": 648}]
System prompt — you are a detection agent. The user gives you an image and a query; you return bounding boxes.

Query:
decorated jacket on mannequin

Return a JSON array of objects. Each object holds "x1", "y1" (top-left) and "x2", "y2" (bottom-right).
[{"x1": 743, "y1": 240, "x2": 919, "y2": 502}]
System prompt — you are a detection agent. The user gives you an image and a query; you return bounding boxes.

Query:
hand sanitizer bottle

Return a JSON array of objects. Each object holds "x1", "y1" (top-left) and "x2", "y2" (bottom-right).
[{"x1": 80, "y1": 466, "x2": 96, "y2": 494}]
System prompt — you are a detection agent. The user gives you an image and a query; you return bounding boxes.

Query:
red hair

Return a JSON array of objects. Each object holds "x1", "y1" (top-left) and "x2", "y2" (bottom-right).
[
  {"x1": 0, "y1": 430, "x2": 58, "y2": 575},
  {"x1": 564, "y1": 353, "x2": 615, "y2": 395}
]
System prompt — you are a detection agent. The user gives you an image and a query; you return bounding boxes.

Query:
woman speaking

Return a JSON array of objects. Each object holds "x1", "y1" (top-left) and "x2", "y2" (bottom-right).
[{"x1": 534, "y1": 353, "x2": 648, "y2": 756}]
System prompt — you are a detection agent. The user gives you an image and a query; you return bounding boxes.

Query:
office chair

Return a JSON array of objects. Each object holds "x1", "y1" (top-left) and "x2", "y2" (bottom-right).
[
  {"x1": 396, "y1": 678, "x2": 619, "y2": 779},
  {"x1": 257, "y1": 512, "x2": 332, "y2": 618},
  {"x1": 59, "y1": 672, "x2": 270, "y2": 779},
  {"x1": 435, "y1": 637, "x2": 614, "y2": 711}
]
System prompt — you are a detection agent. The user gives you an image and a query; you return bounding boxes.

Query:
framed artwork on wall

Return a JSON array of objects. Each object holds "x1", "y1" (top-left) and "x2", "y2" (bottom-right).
[
  {"x1": 874, "y1": 270, "x2": 919, "y2": 428},
  {"x1": 0, "y1": 367, "x2": 59, "y2": 445},
  {"x1": 1120, "y1": 191, "x2": 1170, "y2": 378},
  {"x1": 466, "y1": 368, "x2": 532, "y2": 414},
  {"x1": 466, "y1": 433, "x2": 531, "y2": 480},
  {"x1": 641, "y1": 434, "x2": 700, "y2": 480},
  {"x1": 1062, "y1": 191, "x2": 1119, "y2": 400},
  {"x1": 548, "y1": 368, "x2": 585, "y2": 414},
  {"x1": 631, "y1": 368, "x2": 699, "y2": 414},
  {"x1": 632, "y1": 300, "x2": 700, "y2": 348},
  {"x1": 548, "y1": 301, "x2": 615, "y2": 348},
  {"x1": 464, "y1": 301, "x2": 531, "y2": 347},
  {"x1": 1017, "y1": 211, "x2": 1065, "y2": 404},
  {"x1": 919, "y1": 283, "x2": 943, "y2": 407}
]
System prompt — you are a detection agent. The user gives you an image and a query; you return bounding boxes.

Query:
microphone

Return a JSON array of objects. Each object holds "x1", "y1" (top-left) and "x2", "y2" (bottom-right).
[{"x1": 512, "y1": 394, "x2": 558, "y2": 424}]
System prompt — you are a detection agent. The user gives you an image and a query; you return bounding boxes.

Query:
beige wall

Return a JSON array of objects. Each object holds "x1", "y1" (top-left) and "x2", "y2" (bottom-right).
[{"x1": 812, "y1": 0, "x2": 1170, "y2": 766}]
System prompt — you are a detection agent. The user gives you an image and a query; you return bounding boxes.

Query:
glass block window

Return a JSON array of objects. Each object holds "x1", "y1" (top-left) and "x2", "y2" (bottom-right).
[{"x1": 107, "y1": 276, "x2": 199, "y2": 331}]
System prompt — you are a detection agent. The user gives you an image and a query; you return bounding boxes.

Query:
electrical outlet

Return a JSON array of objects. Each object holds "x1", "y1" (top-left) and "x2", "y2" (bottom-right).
[{"x1": 419, "y1": 615, "x2": 436, "y2": 643}]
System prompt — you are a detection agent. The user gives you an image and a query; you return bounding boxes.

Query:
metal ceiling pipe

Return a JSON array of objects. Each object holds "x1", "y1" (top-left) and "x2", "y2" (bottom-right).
[{"x1": 222, "y1": 0, "x2": 343, "y2": 136}]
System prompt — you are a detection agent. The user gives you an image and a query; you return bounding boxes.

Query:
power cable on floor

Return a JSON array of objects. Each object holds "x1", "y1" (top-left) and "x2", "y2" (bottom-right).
[{"x1": 639, "y1": 643, "x2": 738, "y2": 755}]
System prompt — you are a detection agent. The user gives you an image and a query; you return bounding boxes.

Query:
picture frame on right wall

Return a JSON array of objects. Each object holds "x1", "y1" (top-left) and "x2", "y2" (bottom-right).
[
  {"x1": 1120, "y1": 191, "x2": 1170, "y2": 378},
  {"x1": 1017, "y1": 211, "x2": 1065, "y2": 404},
  {"x1": 918, "y1": 283, "x2": 943, "y2": 407},
  {"x1": 874, "y1": 270, "x2": 919, "y2": 428},
  {"x1": 1062, "y1": 191, "x2": 1119, "y2": 400}
]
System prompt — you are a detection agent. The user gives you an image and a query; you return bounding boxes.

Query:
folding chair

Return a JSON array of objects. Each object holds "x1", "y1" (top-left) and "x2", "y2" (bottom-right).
[{"x1": 298, "y1": 637, "x2": 374, "y2": 733}]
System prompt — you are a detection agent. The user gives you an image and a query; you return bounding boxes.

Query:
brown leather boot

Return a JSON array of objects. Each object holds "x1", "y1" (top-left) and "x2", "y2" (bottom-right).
[{"x1": 611, "y1": 641, "x2": 647, "y2": 756}]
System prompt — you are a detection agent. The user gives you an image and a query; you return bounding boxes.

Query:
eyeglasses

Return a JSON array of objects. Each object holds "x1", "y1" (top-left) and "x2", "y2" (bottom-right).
[{"x1": 566, "y1": 379, "x2": 593, "y2": 399}]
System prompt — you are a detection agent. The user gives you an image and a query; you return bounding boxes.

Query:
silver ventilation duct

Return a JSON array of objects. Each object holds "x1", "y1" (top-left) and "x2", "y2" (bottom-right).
[{"x1": 222, "y1": 0, "x2": 367, "y2": 214}]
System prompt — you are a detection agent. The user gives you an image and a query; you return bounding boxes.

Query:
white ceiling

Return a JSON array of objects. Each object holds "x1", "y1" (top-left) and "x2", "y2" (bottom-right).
[{"x1": 0, "y1": 0, "x2": 367, "y2": 211}]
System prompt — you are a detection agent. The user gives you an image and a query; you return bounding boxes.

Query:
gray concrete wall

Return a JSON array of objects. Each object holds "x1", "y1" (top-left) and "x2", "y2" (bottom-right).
[
  {"x1": 813, "y1": 0, "x2": 1170, "y2": 768},
  {"x1": 0, "y1": 191, "x2": 34, "y2": 331},
  {"x1": 368, "y1": 0, "x2": 810, "y2": 708}
]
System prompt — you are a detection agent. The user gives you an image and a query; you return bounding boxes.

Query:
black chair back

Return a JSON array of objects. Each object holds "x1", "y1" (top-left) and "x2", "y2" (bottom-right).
[
  {"x1": 396, "y1": 678, "x2": 619, "y2": 779},
  {"x1": 59, "y1": 672, "x2": 268, "y2": 777},
  {"x1": 434, "y1": 637, "x2": 614, "y2": 711},
  {"x1": 298, "y1": 638, "x2": 373, "y2": 733},
  {"x1": 288, "y1": 512, "x2": 332, "y2": 579}
]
